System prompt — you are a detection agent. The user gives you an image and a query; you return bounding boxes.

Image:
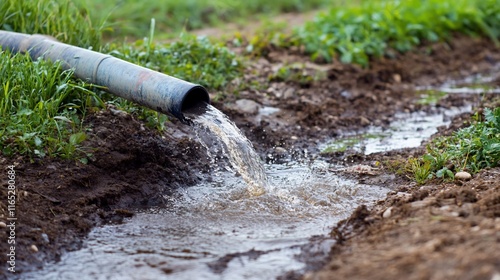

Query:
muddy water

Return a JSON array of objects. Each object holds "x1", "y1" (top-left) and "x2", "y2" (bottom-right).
[
  {"x1": 27, "y1": 161, "x2": 388, "y2": 280},
  {"x1": 24, "y1": 91, "x2": 484, "y2": 279},
  {"x1": 321, "y1": 105, "x2": 472, "y2": 155}
]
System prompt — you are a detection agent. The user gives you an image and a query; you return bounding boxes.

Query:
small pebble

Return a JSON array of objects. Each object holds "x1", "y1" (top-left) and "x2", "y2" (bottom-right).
[
  {"x1": 109, "y1": 108, "x2": 128, "y2": 118},
  {"x1": 29, "y1": 245, "x2": 38, "y2": 253},
  {"x1": 359, "y1": 116, "x2": 371, "y2": 126},
  {"x1": 234, "y1": 99, "x2": 260, "y2": 115},
  {"x1": 274, "y1": 147, "x2": 287, "y2": 155},
  {"x1": 455, "y1": 171, "x2": 472, "y2": 180},
  {"x1": 0, "y1": 222, "x2": 6, "y2": 228},
  {"x1": 382, "y1": 207, "x2": 393, "y2": 219},
  {"x1": 41, "y1": 233, "x2": 50, "y2": 244},
  {"x1": 283, "y1": 88, "x2": 295, "y2": 99},
  {"x1": 393, "y1": 73, "x2": 402, "y2": 83}
]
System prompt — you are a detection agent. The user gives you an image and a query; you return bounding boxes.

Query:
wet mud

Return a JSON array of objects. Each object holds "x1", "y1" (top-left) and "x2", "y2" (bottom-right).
[{"x1": 1, "y1": 35, "x2": 500, "y2": 279}]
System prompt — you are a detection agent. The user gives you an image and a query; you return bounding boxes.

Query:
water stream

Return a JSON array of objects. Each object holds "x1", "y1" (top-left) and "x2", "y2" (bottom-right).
[{"x1": 23, "y1": 76, "x2": 498, "y2": 279}]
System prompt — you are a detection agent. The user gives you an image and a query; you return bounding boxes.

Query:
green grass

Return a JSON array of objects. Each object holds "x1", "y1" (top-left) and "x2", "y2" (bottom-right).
[
  {"x1": 293, "y1": 0, "x2": 500, "y2": 66},
  {"x1": 0, "y1": 51, "x2": 97, "y2": 161},
  {"x1": 0, "y1": 0, "x2": 105, "y2": 49},
  {"x1": 73, "y1": 0, "x2": 331, "y2": 38}
]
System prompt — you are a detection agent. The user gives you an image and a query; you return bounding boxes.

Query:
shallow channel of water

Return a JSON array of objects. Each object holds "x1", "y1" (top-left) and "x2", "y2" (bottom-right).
[
  {"x1": 26, "y1": 160, "x2": 389, "y2": 280},
  {"x1": 321, "y1": 105, "x2": 471, "y2": 155}
]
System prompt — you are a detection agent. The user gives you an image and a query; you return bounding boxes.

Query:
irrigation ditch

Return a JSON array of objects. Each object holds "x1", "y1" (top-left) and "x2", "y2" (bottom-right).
[{"x1": 1, "y1": 35, "x2": 500, "y2": 279}]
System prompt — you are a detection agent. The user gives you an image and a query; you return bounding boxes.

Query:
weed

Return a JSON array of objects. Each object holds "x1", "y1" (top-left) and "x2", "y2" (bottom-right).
[
  {"x1": 406, "y1": 157, "x2": 433, "y2": 184},
  {"x1": 416, "y1": 90, "x2": 448, "y2": 105},
  {"x1": 269, "y1": 63, "x2": 325, "y2": 87},
  {"x1": 107, "y1": 34, "x2": 242, "y2": 91}
]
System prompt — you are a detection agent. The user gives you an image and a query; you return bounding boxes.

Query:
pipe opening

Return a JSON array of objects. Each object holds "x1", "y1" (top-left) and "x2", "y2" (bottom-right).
[{"x1": 181, "y1": 85, "x2": 210, "y2": 116}]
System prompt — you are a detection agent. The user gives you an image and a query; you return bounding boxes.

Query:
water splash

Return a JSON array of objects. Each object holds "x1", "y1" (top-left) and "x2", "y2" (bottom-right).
[{"x1": 186, "y1": 104, "x2": 268, "y2": 196}]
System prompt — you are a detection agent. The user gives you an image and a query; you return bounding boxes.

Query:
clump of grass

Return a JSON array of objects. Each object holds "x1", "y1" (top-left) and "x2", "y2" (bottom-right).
[
  {"x1": 294, "y1": 0, "x2": 500, "y2": 66},
  {"x1": 0, "y1": 51, "x2": 98, "y2": 161},
  {"x1": 408, "y1": 107, "x2": 500, "y2": 183},
  {"x1": 0, "y1": 0, "x2": 106, "y2": 49}
]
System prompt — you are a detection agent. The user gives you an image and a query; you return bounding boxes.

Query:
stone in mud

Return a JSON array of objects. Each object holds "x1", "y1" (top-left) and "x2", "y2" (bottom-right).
[
  {"x1": 382, "y1": 207, "x2": 393, "y2": 219},
  {"x1": 283, "y1": 88, "x2": 295, "y2": 99},
  {"x1": 233, "y1": 99, "x2": 260, "y2": 115},
  {"x1": 41, "y1": 233, "x2": 50, "y2": 244},
  {"x1": 29, "y1": 245, "x2": 38, "y2": 253},
  {"x1": 274, "y1": 147, "x2": 287, "y2": 155},
  {"x1": 359, "y1": 116, "x2": 371, "y2": 126},
  {"x1": 455, "y1": 171, "x2": 472, "y2": 180},
  {"x1": 0, "y1": 222, "x2": 6, "y2": 228}
]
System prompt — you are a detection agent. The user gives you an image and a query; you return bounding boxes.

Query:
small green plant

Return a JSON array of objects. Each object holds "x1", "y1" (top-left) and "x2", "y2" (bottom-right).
[
  {"x1": 406, "y1": 157, "x2": 433, "y2": 184},
  {"x1": 102, "y1": 24, "x2": 244, "y2": 130},
  {"x1": 107, "y1": 34, "x2": 243, "y2": 91},
  {"x1": 269, "y1": 63, "x2": 325, "y2": 87},
  {"x1": 416, "y1": 90, "x2": 448, "y2": 105}
]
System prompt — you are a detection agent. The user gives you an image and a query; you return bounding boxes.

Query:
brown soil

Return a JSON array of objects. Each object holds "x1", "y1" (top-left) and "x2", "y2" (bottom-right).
[{"x1": 1, "y1": 35, "x2": 499, "y2": 280}]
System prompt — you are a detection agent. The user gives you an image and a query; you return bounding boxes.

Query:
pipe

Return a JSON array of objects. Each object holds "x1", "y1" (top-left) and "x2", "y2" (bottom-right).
[{"x1": 0, "y1": 30, "x2": 210, "y2": 123}]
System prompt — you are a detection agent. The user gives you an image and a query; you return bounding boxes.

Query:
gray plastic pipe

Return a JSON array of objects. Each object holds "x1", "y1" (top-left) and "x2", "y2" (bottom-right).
[{"x1": 0, "y1": 30, "x2": 210, "y2": 123}]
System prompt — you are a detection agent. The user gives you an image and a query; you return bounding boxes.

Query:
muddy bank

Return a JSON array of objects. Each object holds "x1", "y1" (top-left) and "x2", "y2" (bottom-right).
[{"x1": 0, "y1": 35, "x2": 499, "y2": 279}]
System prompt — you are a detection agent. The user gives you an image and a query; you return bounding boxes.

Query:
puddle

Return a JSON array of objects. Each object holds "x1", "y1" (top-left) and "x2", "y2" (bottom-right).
[
  {"x1": 25, "y1": 160, "x2": 389, "y2": 280},
  {"x1": 322, "y1": 71, "x2": 500, "y2": 155},
  {"x1": 321, "y1": 105, "x2": 471, "y2": 155}
]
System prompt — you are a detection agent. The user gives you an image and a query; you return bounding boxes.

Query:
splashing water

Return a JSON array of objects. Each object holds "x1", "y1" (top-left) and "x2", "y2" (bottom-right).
[{"x1": 187, "y1": 104, "x2": 268, "y2": 196}]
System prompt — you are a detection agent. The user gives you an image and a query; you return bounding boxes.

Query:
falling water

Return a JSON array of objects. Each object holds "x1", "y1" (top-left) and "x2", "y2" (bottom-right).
[{"x1": 186, "y1": 104, "x2": 268, "y2": 196}]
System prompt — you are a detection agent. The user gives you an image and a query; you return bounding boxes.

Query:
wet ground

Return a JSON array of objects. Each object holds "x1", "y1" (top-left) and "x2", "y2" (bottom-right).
[{"x1": 1, "y1": 35, "x2": 500, "y2": 279}]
